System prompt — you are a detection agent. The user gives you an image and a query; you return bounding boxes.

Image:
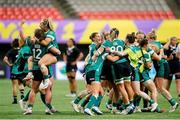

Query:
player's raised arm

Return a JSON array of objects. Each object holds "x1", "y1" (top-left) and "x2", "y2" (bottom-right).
[{"x1": 19, "y1": 20, "x2": 26, "y2": 41}]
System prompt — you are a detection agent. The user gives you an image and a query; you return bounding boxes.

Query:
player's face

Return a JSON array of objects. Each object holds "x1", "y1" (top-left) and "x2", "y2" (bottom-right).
[
  {"x1": 136, "y1": 34, "x2": 144, "y2": 41},
  {"x1": 171, "y1": 39, "x2": 177, "y2": 46},
  {"x1": 146, "y1": 34, "x2": 151, "y2": 41},
  {"x1": 39, "y1": 21, "x2": 46, "y2": 31},
  {"x1": 67, "y1": 39, "x2": 73, "y2": 47},
  {"x1": 94, "y1": 34, "x2": 102, "y2": 44},
  {"x1": 110, "y1": 31, "x2": 116, "y2": 40}
]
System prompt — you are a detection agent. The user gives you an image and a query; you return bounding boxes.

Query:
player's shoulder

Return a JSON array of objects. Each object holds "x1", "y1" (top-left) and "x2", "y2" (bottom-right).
[
  {"x1": 89, "y1": 42, "x2": 96, "y2": 48},
  {"x1": 47, "y1": 30, "x2": 55, "y2": 35},
  {"x1": 113, "y1": 39, "x2": 124, "y2": 44}
]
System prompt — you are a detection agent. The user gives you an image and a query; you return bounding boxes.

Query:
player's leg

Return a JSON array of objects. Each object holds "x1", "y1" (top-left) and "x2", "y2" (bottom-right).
[
  {"x1": 92, "y1": 84, "x2": 104, "y2": 115},
  {"x1": 18, "y1": 79, "x2": 25, "y2": 100},
  {"x1": 11, "y1": 79, "x2": 18, "y2": 104},
  {"x1": 44, "y1": 76, "x2": 58, "y2": 114},
  {"x1": 71, "y1": 84, "x2": 91, "y2": 113},
  {"x1": 175, "y1": 73, "x2": 180, "y2": 99},
  {"x1": 132, "y1": 80, "x2": 157, "y2": 111},
  {"x1": 70, "y1": 71, "x2": 77, "y2": 95},
  {"x1": 38, "y1": 53, "x2": 57, "y2": 88},
  {"x1": 24, "y1": 80, "x2": 41, "y2": 115},
  {"x1": 66, "y1": 63, "x2": 78, "y2": 97},
  {"x1": 84, "y1": 71, "x2": 101, "y2": 116},
  {"x1": 155, "y1": 62, "x2": 178, "y2": 112}
]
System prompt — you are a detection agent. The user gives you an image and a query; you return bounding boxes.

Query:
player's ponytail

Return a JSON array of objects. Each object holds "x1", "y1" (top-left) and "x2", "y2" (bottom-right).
[{"x1": 89, "y1": 32, "x2": 98, "y2": 41}]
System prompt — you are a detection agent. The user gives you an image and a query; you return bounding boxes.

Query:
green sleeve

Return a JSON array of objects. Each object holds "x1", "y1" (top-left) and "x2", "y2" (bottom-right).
[{"x1": 46, "y1": 31, "x2": 55, "y2": 41}]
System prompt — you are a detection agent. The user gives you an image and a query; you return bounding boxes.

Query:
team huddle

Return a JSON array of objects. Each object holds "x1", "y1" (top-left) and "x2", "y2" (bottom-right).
[
  {"x1": 3, "y1": 18, "x2": 180, "y2": 116},
  {"x1": 71, "y1": 28, "x2": 180, "y2": 116}
]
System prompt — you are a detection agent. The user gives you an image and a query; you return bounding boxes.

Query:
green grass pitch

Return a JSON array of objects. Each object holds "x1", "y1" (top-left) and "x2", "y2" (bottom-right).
[{"x1": 0, "y1": 79, "x2": 179, "y2": 119}]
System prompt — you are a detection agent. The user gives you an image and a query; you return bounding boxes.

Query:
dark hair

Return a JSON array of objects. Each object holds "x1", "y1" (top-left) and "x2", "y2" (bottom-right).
[
  {"x1": 126, "y1": 33, "x2": 136, "y2": 44},
  {"x1": 69, "y1": 38, "x2": 76, "y2": 45},
  {"x1": 102, "y1": 32, "x2": 110, "y2": 40},
  {"x1": 110, "y1": 28, "x2": 119, "y2": 37},
  {"x1": 139, "y1": 38, "x2": 148, "y2": 47},
  {"x1": 11, "y1": 38, "x2": 19, "y2": 48},
  {"x1": 89, "y1": 32, "x2": 98, "y2": 41},
  {"x1": 34, "y1": 29, "x2": 46, "y2": 41}
]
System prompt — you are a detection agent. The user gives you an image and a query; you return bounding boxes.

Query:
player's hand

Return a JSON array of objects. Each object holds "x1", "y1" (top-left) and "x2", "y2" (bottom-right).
[
  {"x1": 168, "y1": 54, "x2": 174, "y2": 60},
  {"x1": 20, "y1": 19, "x2": 25, "y2": 27},
  {"x1": 71, "y1": 61, "x2": 77, "y2": 65},
  {"x1": 24, "y1": 72, "x2": 34, "y2": 81},
  {"x1": 105, "y1": 47, "x2": 111, "y2": 53},
  {"x1": 162, "y1": 55, "x2": 167, "y2": 59},
  {"x1": 9, "y1": 64, "x2": 13, "y2": 67},
  {"x1": 92, "y1": 55, "x2": 97, "y2": 62}
]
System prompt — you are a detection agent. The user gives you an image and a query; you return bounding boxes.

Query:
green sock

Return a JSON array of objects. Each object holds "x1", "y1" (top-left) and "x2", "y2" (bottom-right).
[
  {"x1": 46, "y1": 103, "x2": 53, "y2": 110},
  {"x1": 125, "y1": 103, "x2": 130, "y2": 108},
  {"x1": 28, "y1": 104, "x2": 33, "y2": 109},
  {"x1": 94, "y1": 95, "x2": 103, "y2": 107},
  {"x1": 168, "y1": 98, "x2": 176, "y2": 106},
  {"x1": 107, "y1": 99, "x2": 112, "y2": 104},
  {"x1": 156, "y1": 105, "x2": 161, "y2": 113},
  {"x1": 43, "y1": 75, "x2": 49, "y2": 80},
  {"x1": 112, "y1": 102, "x2": 117, "y2": 108},
  {"x1": 81, "y1": 99, "x2": 89, "y2": 107},
  {"x1": 20, "y1": 89, "x2": 24, "y2": 99},
  {"x1": 74, "y1": 97, "x2": 81, "y2": 104},
  {"x1": 133, "y1": 96, "x2": 141, "y2": 107},
  {"x1": 40, "y1": 93, "x2": 46, "y2": 105},
  {"x1": 149, "y1": 99, "x2": 155, "y2": 105},
  {"x1": 86, "y1": 95, "x2": 97, "y2": 109},
  {"x1": 117, "y1": 99, "x2": 123, "y2": 106},
  {"x1": 23, "y1": 90, "x2": 31, "y2": 101}
]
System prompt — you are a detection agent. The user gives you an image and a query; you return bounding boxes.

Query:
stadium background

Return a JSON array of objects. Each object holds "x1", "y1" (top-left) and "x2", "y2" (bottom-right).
[{"x1": 0, "y1": 0, "x2": 180, "y2": 80}]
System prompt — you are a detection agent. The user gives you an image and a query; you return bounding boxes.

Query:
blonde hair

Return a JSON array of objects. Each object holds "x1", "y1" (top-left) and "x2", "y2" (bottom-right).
[{"x1": 42, "y1": 18, "x2": 54, "y2": 31}]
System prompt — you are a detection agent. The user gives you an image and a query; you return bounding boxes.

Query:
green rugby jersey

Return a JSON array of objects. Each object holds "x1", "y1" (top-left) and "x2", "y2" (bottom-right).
[
  {"x1": 85, "y1": 42, "x2": 108, "y2": 75},
  {"x1": 101, "y1": 40, "x2": 113, "y2": 48},
  {"x1": 32, "y1": 42, "x2": 49, "y2": 70},
  {"x1": 150, "y1": 40, "x2": 167, "y2": 63},
  {"x1": 45, "y1": 30, "x2": 58, "y2": 49},
  {"x1": 32, "y1": 41, "x2": 54, "y2": 76},
  {"x1": 112, "y1": 39, "x2": 127, "y2": 63},
  {"x1": 12, "y1": 40, "x2": 32, "y2": 74},
  {"x1": 85, "y1": 42, "x2": 97, "y2": 73}
]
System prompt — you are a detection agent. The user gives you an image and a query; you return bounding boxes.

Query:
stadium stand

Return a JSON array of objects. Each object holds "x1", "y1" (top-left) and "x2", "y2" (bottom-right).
[
  {"x1": 64, "y1": 0, "x2": 175, "y2": 20},
  {"x1": 0, "y1": 0, "x2": 63, "y2": 20}
]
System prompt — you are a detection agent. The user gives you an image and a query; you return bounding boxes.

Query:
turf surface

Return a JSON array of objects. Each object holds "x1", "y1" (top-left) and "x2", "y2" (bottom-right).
[{"x1": 0, "y1": 79, "x2": 179, "y2": 119}]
